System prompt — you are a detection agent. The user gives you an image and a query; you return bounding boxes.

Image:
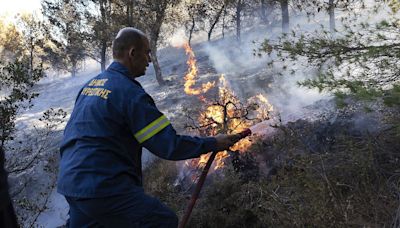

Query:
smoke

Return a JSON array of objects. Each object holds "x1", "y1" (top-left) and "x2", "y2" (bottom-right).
[
  {"x1": 165, "y1": 1, "x2": 389, "y2": 136},
  {"x1": 203, "y1": 32, "x2": 268, "y2": 75},
  {"x1": 169, "y1": 28, "x2": 188, "y2": 47},
  {"x1": 199, "y1": 25, "x2": 331, "y2": 123},
  {"x1": 203, "y1": 43, "x2": 238, "y2": 74},
  {"x1": 268, "y1": 72, "x2": 333, "y2": 122},
  {"x1": 199, "y1": 1, "x2": 390, "y2": 123}
]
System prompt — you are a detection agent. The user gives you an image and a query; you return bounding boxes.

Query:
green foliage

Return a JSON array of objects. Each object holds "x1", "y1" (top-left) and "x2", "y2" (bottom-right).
[
  {"x1": 0, "y1": 20, "x2": 25, "y2": 61},
  {"x1": 334, "y1": 91, "x2": 347, "y2": 108},
  {"x1": 259, "y1": 2, "x2": 400, "y2": 108},
  {"x1": 191, "y1": 127, "x2": 399, "y2": 227},
  {"x1": 16, "y1": 13, "x2": 48, "y2": 70},
  {"x1": 0, "y1": 61, "x2": 43, "y2": 147},
  {"x1": 383, "y1": 84, "x2": 400, "y2": 107},
  {"x1": 39, "y1": 108, "x2": 67, "y2": 130},
  {"x1": 42, "y1": 0, "x2": 87, "y2": 76},
  {"x1": 143, "y1": 159, "x2": 186, "y2": 213},
  {"x1": 389, "y1": 0, "x2": 400, "y2": 13}
]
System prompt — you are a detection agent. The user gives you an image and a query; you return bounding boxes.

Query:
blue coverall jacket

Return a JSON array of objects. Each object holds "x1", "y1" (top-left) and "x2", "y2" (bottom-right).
[{"x1": 57, "y1": 61, "x2": 217, "y2": 199}]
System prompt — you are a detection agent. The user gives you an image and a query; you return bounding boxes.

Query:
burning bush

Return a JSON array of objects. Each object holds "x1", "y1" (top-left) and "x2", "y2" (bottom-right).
[
  {"x1": 176, "y1": 43, "x2": 274, "y2": 191},
  {"x1": 183, "y1": 74, "x2": 273, "y2": 171}
]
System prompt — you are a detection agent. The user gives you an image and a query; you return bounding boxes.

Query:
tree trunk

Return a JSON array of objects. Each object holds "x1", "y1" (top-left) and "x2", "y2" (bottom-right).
[
  {"x1": 0, "y1": 147, "x2": 19, "y2": 228},
  {"x1": 280, "y1": 0, "x2": 289, "y2": 33},
  {"x1": 260, "y1": 0, "x2": 268, "y2": 24},
  {"x1": 189, "y1": 16, "x2": 195, "y2": 46},
  {"x1": 261, "y1": 0, "x2": 274, "y2": 25},
  {"x1": 236, "y1": 0, "x2": 242, "y2": 41},
  {"x1": 71, "y1": 61, "x2": 77, "y2": 77},
  {"x1": 127, "y1": 1, "x2": 131, "y2": 26},
  {"x1": 100, "y1": 40, "x2": 107, "y2": 72},
  {"x1": 100, "y1": 0, "x2": 107, "y2": 72},
  {"x1": 126, "y1": 3, "x2": 129, "y2": 25},
  {"x1": 222, "y1": 8, "x2": 227, "y2": 38},
  {"x1": 150, "y1": 41, "x2": 164, "y2": 86},
  {"x1": 126, "y1": 0, "x2": 134, "y2": 26},
  {"x1": 329, "y1": 0, "x2": 335, "y2": 32},
  {"x1": 208, "y1": 5, "x2": 225, "y2": 41},
  {"x1": 29, "y1": 41, "x2": 34, "y2": 78},
  {"x1": 149, "y1": 7, "x2": 166, "y2": 86}
]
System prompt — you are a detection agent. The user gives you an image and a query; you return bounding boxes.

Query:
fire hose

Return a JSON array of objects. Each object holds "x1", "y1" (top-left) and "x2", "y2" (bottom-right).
[{"x1": 178, "y1": 128, "x2": 252, "y2": 228}]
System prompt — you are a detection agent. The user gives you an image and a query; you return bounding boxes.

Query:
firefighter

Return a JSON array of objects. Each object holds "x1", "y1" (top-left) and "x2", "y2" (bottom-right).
[{"x1": 57, "y1": 27, "x2": 241, "y2": 227}]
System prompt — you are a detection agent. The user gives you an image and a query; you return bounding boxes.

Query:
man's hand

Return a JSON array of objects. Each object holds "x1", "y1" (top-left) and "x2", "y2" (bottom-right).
[{"x1": 214, "y1": 134, "x2": 242, "y2": 151}]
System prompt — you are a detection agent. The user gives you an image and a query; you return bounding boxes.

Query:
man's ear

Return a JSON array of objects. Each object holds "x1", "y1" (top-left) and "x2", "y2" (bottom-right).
[{"x1": 129, "y1": 47, "x2": 135, "y2": 58}]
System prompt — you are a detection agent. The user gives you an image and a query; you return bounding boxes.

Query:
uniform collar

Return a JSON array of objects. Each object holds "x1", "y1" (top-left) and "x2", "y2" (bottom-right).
[
  {"x1": 107, "y1": 61, "x2": 132, "y2": 77},
  {"x1": 107, "y1": 61, "x2": 143, "y2": 87}
]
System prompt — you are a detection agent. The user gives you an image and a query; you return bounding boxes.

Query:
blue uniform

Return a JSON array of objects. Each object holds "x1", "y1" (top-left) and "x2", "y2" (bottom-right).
[{"x1": 58, "y1": 62, "x2": 216, "y2": 227}]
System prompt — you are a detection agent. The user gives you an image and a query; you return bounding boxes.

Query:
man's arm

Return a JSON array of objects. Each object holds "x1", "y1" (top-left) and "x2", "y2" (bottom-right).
[{"x1": 127, "y1": 93, "x2": 240, "y2": 160}]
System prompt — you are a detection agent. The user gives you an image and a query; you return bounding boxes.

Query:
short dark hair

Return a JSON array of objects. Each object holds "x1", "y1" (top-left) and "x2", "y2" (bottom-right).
[{"x1": 112, "y1": 28, "x2": 146, "y2": 59}]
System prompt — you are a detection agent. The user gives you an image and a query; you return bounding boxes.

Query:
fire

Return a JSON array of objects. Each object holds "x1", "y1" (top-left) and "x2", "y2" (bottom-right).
[
  {"x1": 197, "y1": 150, "x2": 230, "y2": 170},
  {"x1": 231, "y1": 138, "x2": 252, "y2": 152},
  {"x1": 204, "y1": 105, "x2": 224, "y2": 124},
  {"x1": 215, "y1": 151, "x2": 230, "y2": 169},
  {"x1": 183, "y1": 42, "x2": 215, "y2": 95},
  {"x1": 195, "y1": 74, "x2": 273, "y2": 168},
  {"x1": 247, "y1": 94, "x2": 274, "y2": 120},
  {"x1": 181, "y1": 44, "x2": 274, "y2": 174},
  {"x1": 198, "y1": 153, "x2": 211, "y2": 167}
]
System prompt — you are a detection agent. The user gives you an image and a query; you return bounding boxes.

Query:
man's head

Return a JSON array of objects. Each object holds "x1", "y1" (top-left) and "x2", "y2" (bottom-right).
[{"x1": 112, "y1": 28, "x2": 151, "y2": 78}]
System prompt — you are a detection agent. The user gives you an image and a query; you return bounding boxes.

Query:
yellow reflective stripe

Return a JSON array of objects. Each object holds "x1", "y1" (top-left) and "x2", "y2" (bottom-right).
[
  {"x1": 134, "y1": 115, "x2": 171, "y2": 144},
  {"x1": 135, "y1": 115, "x2": 167, "y2": 137}
]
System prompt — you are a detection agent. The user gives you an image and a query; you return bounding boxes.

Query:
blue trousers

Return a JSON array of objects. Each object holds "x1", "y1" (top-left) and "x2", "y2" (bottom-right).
[{"x1": 65, "y1": 190, "x2": 178, "y2": 228}]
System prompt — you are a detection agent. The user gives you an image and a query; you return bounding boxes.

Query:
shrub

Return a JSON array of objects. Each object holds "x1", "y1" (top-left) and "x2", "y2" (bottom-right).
[{"x1": 143, "y1": 112, "x2": 400, "y2": 227}]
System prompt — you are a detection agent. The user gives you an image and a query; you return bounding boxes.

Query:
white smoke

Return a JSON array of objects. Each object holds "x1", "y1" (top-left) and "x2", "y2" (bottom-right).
[
  {"x1": 169, "y1": 28, "x2": 188, "y2": 47},
  {"x1": 199, "y1": 24, "x2": 331, "y2": 123}
]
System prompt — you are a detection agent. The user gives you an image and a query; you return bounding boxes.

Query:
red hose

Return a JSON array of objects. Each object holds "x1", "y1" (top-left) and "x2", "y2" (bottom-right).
[{"x1": 178, "y1": 129, "x2": 252, "y2": 228}]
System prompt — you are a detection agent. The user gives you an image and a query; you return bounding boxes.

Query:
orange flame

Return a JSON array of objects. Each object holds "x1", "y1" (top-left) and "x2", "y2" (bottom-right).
[
  {"x1": 182, "y1": 46, "x2": 274, "y2": 173},
  {"x1": 198, "y1": 153, "x2": 211, "y2": 168},
  {"x1": 183, "y1": 42, "x2": 215, "y2": 95},
  {"x1": 247, "y1": 94, "x2": 274, "y2": 120},
  {"x1": 214, "y1": 151, "x2": 229, "y2": 169},
  {"x1": 194, "y1": 74, "x2": 274, "y2": 169},
  {"x1": 231, "y1": 138, "x2": 252, "y2": 152}
]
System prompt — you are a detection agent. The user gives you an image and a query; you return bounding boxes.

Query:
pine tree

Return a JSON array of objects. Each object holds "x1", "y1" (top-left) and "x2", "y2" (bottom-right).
[
  {"x1": 42, "y1": 0, "x2": 87, "y2": 77},
  {"x1": 260, "y1": 2, "x2": 400, "y2": 106}
]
